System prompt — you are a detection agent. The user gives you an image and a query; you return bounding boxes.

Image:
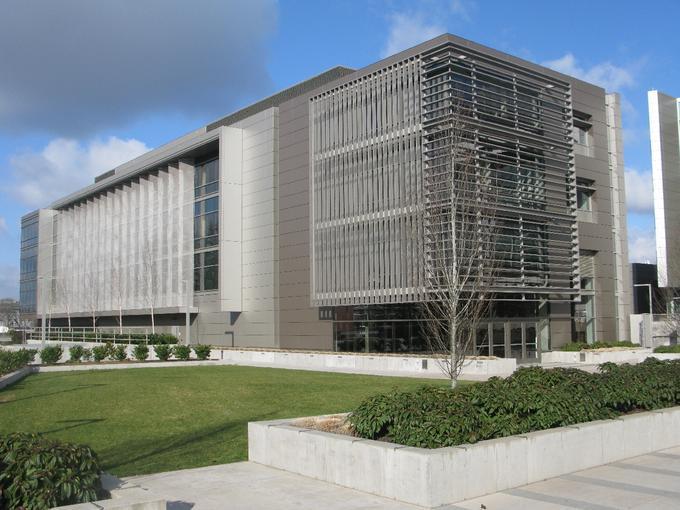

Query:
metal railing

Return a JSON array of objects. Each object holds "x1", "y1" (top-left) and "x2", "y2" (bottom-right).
[{"x1": 26, "y1": 326, "x2": 179, "y2": 345}]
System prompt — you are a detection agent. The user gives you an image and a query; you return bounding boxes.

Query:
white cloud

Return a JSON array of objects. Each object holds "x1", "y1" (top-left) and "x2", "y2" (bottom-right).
[
  {"x1": 381, "y1": 12, "x2": 445, "y2": 58},
  {"x1": 542, "y1": 53, "x2": 635, "y2": 92},
  {"x1": 450, "y1": 0, "x2": 473, "y2": 22},
  {"x1": 625, "y1": 168, "x2": 654, "y2": 214},
  {"x1": 0, "y1": 217, "x2": 7, "y2": 235},
  {"x1": 628, "y1": 228, "x2": 657, "y2": 264},
  {"x1": 5, "y1": 137, "x2": 150, "y2": 208}
]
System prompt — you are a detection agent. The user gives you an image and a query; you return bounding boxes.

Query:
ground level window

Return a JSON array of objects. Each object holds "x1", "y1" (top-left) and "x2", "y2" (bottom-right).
[{"x1": 194, "y1": 250, "x2": 219, "y2": 291}]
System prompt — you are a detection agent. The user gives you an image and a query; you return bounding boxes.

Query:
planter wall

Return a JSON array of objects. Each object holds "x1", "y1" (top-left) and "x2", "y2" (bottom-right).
[
  {"x1": 249, "y1": 406, "x2": 680, "y2": 508},
  {"x1": 218, "y1": 349, "x2": 517, "y2": 377}
]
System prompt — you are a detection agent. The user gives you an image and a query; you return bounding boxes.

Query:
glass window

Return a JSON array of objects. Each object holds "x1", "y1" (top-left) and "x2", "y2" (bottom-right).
[
  {"x1": 577, "y1": 187, "x2": 593, "y2": 211},
  {"x1": 195, "y1": 158, "x2": 219, "y2": 198},
  {"x1": 194, "y1": 250, "x2": 219, "y2": 292}
]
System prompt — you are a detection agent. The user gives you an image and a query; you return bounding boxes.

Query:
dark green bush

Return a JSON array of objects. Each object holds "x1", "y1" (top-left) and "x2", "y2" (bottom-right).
[
  {"x1": 8, "y1": 330, "x2": 25, "y2": 344},
  {"x1": 193, "y1": 344, "x2": 212, "y2": 360},
  {"x1": 561, "y1": 341, "x2": 641, "y2": 351},
  {"x1": 349, "y1": 359, "x2": 680, "y2": 449},
  {"x1": 40, "y1": 345, "x2": 63, "y2": 364},
  {"x1": 0, "y1": 349, "x2": 36, "y2": 375},
  {"x1": 91, "y1": 345, "x2": 108, "y2": 362},
  {"x1": 147, "y1": 333, "x2": 178, "y2": 345},
  {"x1": 69, "y1": 345, "x2": 86, "y2": 362},
  {"x1": 0, "y1": 433, "x2": 102, "y2": 509},
  {"x1": 133, "y1": 344, "x2": 149, "y2": 361},
  {"x1": 112, "y1": 345, "x2": 127, "y2": 361},
  {"x1": 154, "y1": 344, "x2": 172, "y2": 361},
  {"x1": 82, "y1": 348, "x2": 92, "y2": 362},
  {"x1": 173, "y1": 345, "x2": 191, "y2": 361},
  {"x1": 654, "y1": 344, "x2": 680, "y2": 353}
]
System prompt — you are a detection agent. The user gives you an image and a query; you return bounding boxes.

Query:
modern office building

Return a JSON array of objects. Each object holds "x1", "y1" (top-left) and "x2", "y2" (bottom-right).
[
  {"x1": 648, "y1": 90, "x2": 680, "y2": 289},
  {"x1": 20, "y1": 34, "x2": 631, "y2": 358}
]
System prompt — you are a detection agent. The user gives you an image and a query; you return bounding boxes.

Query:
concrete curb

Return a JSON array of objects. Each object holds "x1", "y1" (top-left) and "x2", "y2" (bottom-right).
[
  {"x1": 248, "y1": 406, "x2": 680, "y2": 508},
  {"x1": 0, "y1": 366, "x2": 34, "y2": 390}
]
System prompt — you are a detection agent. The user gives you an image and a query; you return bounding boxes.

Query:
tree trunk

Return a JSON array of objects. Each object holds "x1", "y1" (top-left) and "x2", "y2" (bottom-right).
[{"x1": 450, "y1": 318, "x2": 457, "y2": 388}]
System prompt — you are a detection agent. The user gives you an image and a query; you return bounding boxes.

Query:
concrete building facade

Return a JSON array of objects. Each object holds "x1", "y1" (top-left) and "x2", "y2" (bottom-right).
[
  {"x1": 19, "y1": 34, "x2": 631, "y2": 356},
  {"x1": 648, "y1": 90, "x2": 680, "y2": 289}
]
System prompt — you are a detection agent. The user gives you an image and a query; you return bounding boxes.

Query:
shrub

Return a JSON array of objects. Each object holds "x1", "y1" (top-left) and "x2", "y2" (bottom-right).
[
  {"x1": 193, "y1": 344, "x2": 212, "y2": 360},
  {"x1": 561, "y1": 341, "x2": 641, "y2": 351},
  {"x1": 654, "y1": 344, "x2": 680, "y2": 353},
  {"x1": 82, "y1": 348, "x2": 92, "y2": 362},
  {"x1": 349, "y1": 359, "x2": 680, "y2": 449},
  {"x1": 133, "y1": 344, "x2": 149, "y2": 361},
  {"x1": 8, "y1": 329, "x2": 25, "y2": 344},
  {"x1": 91, "y1": 345, "x2": 108, "y2": 363},
  {"x1": 0, "y1": 349, "x2": 36, "y2": 376},
  {"x1": 173, "y1": 345, "x2": 191, "y2": 361},
  {"x1": 154, "y1": 344, "x2": 172, "y2": 361},
  {"x1": 112, "y1": 345, "x2": 127, "y2": 361},
  {"x1": 0, "y1": 433, "x2": 102, "y2": 509},
  {"x1": 40, "y1": 345, "x2": 63, "y2": 364},
  {"x1": 69, "y1": 345, "x2": 87, "y2": 362},
  {"x1": 147, "y1": 333, "x2": 178, "y2": 345}
]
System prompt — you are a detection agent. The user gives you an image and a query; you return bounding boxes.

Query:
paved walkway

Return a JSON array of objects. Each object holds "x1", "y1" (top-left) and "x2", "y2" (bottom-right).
[{"x1": 123, "y1": 446, "x2": 680, "y2": 509}]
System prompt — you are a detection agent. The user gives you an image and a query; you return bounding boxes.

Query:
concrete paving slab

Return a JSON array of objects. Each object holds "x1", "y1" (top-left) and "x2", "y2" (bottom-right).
[{"x1": 123, "y1": 446, "x2": 680, "y2": 509}]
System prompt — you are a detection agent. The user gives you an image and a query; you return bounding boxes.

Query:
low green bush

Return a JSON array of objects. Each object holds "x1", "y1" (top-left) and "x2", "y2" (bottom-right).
[
  {"x1": 349, "y1": 358, "x2": 680, "y2": 449},
  {"x1": 0, "y1": 349, "x2": 36, "y2": 375},
  {"x1": 154, "y1": 344, "x2": 172, "y2": 361},
  {"x1": 112, "y1": 345, "x2": 127, "y2": 361},
  {"x1": 82, "y1": 347, "x2": 92, "y2": 362},
  {"x1": 69, "y1": 345, "x2": 88, "y2": 362},
  {"x1": 147, "y1": 333, "x2": 178, "y2": 345},
  {"x1": 654, "y1": 344, "x2": 680, "y2": 353},
  {"x1": 193, "y1": 344, "x2": 211, "y2": 360},
  {"x1": 0, "y1": 432, "x2": 103, "y2": 509},
  {"x1": 40, "y1": 345, "x2": 63, "y2": 364},
  {"x1": 133, "y1": 344, "x2": 149, "y2": 361},
  {"x1": 173, "y1": 345, "x2": 191, "y2": 361},
  {"x1": 91, "y1": 345, "x2": 108, "y2": 363},
  {"x1": 561, "y1": 340, "x2": 641, "y2": 351}
]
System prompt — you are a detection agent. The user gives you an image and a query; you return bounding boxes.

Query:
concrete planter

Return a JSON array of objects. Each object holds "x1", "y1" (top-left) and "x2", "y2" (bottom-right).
[
  {"x1": 542, "y1": 348, "x2": 656, "y2": 365},
  {"x1": 0, "y1": 366, "x2": 34, "y2": 390},
  {"x1": 219, "y1": 349, "x2": 516, "y2": 377},
  {"x1": 249, "y1": 406, "x2": 680, "y2": 508}
]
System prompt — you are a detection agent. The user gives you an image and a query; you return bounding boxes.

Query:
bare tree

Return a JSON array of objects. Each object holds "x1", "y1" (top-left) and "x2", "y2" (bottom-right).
[
  {"x1": 0, "y1": 299, "x2": 20, "y2": 329},
  {"x1": 111, "y1": 264, "x2": 126, "y2": 335},
  {"x1": 84, "y1": 270, "x2": 102, "y2": 336},
  {"x1": 56, "y1": 277, "x2": 73, "y2": 337},
  {"x1": 420, "y1": 101, "x2": 500, "y2": 388},
  {"x1": 140, "y1": 241, "x2": 159, "y2": 334}
]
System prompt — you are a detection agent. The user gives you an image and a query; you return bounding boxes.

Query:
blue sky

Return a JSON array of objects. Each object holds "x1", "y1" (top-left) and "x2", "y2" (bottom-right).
[{"x1": 0, "y1": 0, "x2": 677, "y2": 298}]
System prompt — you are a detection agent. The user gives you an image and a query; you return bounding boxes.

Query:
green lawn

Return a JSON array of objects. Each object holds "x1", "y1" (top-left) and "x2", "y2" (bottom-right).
[{"x1": 0, "y1": 366, "x2": 447, "y2": 476}]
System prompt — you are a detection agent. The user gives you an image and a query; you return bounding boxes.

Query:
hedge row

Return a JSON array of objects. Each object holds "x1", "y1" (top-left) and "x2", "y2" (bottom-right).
[
  {"x1": 349, "y1": 358, "x2": 680, "y2": 449},
  {"x1": 654, "y1": 344, "x2": 680, "y2": 353},
  {"x1": 561, "y1": 341, "x2": 640, "y2": 351},
  {"x1": 0, "y1": 349, "x2": 36, "y2": 376},
  {"x1": 36, "y1": 332, "x2": 178, "y2": 345},
  {"x1": 0, "y1": 433, "x2": 103, "y2": 509},
  {"x1": 66, "y1": 343, "x2": 212, "y2": 363}
]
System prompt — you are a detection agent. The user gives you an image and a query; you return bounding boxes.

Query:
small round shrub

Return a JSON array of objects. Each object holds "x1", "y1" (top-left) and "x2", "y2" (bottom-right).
[
  {"x1": 69, "y1": 345, "x2": 87, "y2": 362},
  {"x1": 133, "y1": 344, "x2": 149, "y2": 361},
  {"x1": 81, "y1": 348, "x2": 92, "y2": 362},
  {"x1": 193, "y1": 344, "x2": 212, "y2": 360},
  {"x1": 112, "y1": 345, "x2": 127, "y2": 361},
  {"x1": 91, "y1": 345, "x2": 108, "y2": 362},
  {"x1": 40, "y1": 345, "x2": 63, "y2": 364},
  {"x1": 154, "y1": 344, "x2": 172, "y2": 361},
  {"x1": 173, "y1": 345, "x2": 191, "y2": 361}
]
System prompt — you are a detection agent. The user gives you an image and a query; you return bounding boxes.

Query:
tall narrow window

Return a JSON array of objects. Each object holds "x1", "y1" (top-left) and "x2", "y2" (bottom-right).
[{"x1": 194, "y1": 156, "x2": 219, "y2": 292}]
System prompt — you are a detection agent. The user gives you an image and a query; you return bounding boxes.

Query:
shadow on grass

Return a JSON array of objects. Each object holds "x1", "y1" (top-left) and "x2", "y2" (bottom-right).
[
  {"x1": 100, "y1": 411, "x2": 279, "y2": 475},
  {"x1": 0, "y1": 383, "x2": 108, "y2": 404},
  {"x1": 41, "y1": 418, "x2": 106, "y2": 434}
]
